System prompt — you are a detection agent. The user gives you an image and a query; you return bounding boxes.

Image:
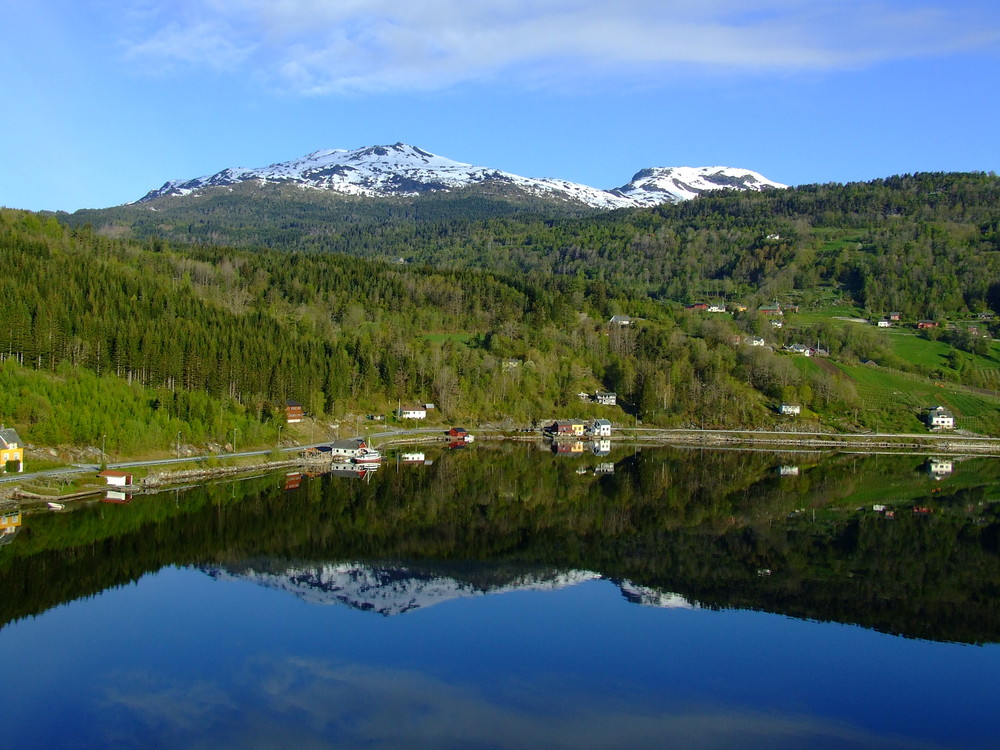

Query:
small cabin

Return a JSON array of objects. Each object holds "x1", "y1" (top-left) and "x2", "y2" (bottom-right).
[
  {"x1": 99, "y1": 470, "x2": 133, "y2": 487},
  {"x1": 398, "y1": 406, "x2": 427, "y2": 420}
]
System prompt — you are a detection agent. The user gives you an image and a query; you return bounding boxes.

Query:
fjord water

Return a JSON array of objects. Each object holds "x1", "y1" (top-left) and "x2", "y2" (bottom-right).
[{"x1": 2, "y1": 445, "x2": 999, "y2": 749}]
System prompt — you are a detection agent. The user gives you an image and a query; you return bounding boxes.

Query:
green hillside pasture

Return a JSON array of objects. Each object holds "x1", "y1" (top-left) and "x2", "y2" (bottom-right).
[
  {"x1": 887, "y1": 331, "x2": 1000, "y2": 373},
  {"x1": 833, "y1": 362, "x2": 1000, "y2": 434},
  {"x1": 885, "y1": 332, "x2": 951, "y2": 370}
]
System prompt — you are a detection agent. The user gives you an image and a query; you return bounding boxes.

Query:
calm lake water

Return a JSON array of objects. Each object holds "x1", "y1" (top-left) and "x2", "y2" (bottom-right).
[{"x1": 2, "y1": 444, "x2": 999, "y2": 749}]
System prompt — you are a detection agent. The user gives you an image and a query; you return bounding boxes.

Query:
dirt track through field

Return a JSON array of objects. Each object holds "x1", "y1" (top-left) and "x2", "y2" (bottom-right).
[{"x1": 813, "y1": 357, "x2": 851, "y2": 379}]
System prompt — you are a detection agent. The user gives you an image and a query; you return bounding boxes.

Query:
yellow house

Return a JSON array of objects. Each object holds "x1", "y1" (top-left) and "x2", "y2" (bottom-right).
[
  {"x1": 0, "y1": 428, "x2": 24, "y2": 473},
  {"x1": 0, "y1": 510, "x2": 21, "y2": 545}
]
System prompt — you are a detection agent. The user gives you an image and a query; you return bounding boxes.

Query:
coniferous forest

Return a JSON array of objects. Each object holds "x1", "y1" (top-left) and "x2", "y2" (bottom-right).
[{"x1": 3, "y1": 171, "x2": 1000, "y2": 451}]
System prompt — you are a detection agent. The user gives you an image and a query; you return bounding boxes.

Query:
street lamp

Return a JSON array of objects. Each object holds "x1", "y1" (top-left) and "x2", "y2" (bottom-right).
[
  {"x1": 101, "y1": 434, "x2": 106, "y2": 466},
  {"x1": 277, "y1": 424, "x2": 282, "y2": 449},
  {"x1": 232, "y1": 427, "x2": 239, "y2": 454},
  {"x1": 176, "y1": 431, "x2": 182, "y2": 459}
]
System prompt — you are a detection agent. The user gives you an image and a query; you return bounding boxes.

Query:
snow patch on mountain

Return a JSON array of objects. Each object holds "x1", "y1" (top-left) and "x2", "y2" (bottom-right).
[{"x1": 134, "y1": 143, "x2": 785, "y2": 210}]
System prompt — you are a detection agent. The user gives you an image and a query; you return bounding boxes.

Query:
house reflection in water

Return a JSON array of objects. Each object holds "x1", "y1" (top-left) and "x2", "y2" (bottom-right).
[
  {"x1": 0, "y1": 509, "x2": 22, "y2": 545},
  {"x1": 594, "y1": 462, "x2": 615, "y2": 475},
  {"x1": 327, "y1": 461, "x2": 379, "y2": 480},
  {"x1": 101, "y1": 490, "x2": 133, "y2": 504},
  {"x1": 778, "y1": 465, "x2": 800, "y2": 476},
  {"x1": 551, "y1": 440, "x2": 585, "y2": 456},
  {"x1": 284, "y1": 472, "x2": 303, "y2": 491},
  {"x1": 590, "y1": 439, "x2": 611, "y2": 457},
  {"x1": 926, "y1": 458, "x2": 954, "y2": 479}
]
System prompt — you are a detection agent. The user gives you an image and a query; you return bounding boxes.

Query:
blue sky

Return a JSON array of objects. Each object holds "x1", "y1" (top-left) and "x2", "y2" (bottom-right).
[{"x1": 2, "y1": 1, "x2": 998, "y2": 212}]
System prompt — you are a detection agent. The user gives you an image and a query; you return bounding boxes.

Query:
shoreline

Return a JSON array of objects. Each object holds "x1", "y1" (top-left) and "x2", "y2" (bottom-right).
[{"x1": 7, "y1": 428, "x2": 999, "y2": 508}]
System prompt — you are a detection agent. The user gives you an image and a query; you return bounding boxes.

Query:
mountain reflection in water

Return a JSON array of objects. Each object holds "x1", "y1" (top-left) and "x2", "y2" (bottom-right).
[{"x1": 202, "y1": 560, "x2": 694, "y2": 616}]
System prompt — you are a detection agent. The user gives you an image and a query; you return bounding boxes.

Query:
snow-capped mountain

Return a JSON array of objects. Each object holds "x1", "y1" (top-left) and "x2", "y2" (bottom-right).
[
  {"x1": 135, "y1": 142, "x2": 785, "y2": 210},
  {"x1": 610, "y1": 166, "x2": 785, "y2": 207},
  {"x1": 200, "y1": 561, "x2": 697, "y2": 616}
]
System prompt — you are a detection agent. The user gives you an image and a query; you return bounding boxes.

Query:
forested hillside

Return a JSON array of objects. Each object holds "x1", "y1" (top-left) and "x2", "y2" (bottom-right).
[{"x1": 4, "y1": 172, "x2": 1000, "y2": 451}]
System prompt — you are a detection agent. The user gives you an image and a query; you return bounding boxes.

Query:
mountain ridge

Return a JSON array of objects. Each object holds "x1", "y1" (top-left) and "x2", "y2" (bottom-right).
[{"x1": 135, "y1": 142, "x2": 786, "y2": 210}]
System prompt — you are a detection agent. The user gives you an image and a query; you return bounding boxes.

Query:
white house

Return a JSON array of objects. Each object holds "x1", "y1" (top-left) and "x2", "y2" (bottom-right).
[
  {"x1": 750, "y1": 337, "x2": 767, "y2": 347},
  {"x1": 779, "y1": 403, "x2": 801, "y2": 416},
  {"x1": 785, "y1": 343, "x2": 811, "y2": 356},
  {"x1": 608, "y1": 315, "x2": 632, "y2": 327},
  {"x1": 590, "y1": 419, "x2": 612, "y2": 437},
  {"x1": 707, "y1": 304, "x2": 727, "y2": 313},
  {"x1": 595, "y1": 391, "x2": 617, "y2": 406},
  {"x1": 925, "y1": 406, "x2": 955, "y2": 430},
  {"x1": 398, "y1": 405, "x2": 428, "y2": 420},
  {"x1": 770, "y1": 320, "x2": 783, "y2": 328},
  {"x1": 329, "y1": 437, "x2": 371, "y2": 459},
  {"x1": 877, "y1": 319, "x2": 892, "y2": 328}
]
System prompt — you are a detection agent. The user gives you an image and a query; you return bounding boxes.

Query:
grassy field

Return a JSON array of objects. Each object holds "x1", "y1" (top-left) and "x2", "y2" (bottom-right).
[
  {"x1": 832, "y1": 361, "x2": 1000, "y2": 433},
  {"x1": 886, "y1": 331, "x2": 1000, "y2": 371}
]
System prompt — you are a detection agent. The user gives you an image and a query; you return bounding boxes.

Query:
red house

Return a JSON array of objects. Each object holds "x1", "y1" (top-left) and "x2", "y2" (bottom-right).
[
  {"x1": 285, "y1": 400, "x2": 305, "y2": 423},
  {"x1": 917, "y1": 320, "x2": 938, "y2": 330},
  {"x1": 448, "y1": 427, "x2": 469, "y2": 438}
]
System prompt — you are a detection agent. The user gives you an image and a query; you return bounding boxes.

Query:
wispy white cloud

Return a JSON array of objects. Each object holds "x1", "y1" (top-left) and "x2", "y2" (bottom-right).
[
  {"x1": 118, "y1": 0, "x2": 1000, "y2": 93},
  {"x1": 99, "y1": 656, "x2": 940, "y2": 750}
]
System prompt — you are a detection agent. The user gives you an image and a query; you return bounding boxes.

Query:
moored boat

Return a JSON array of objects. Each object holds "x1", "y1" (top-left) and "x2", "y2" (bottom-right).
[{"x1": 352, "y1": 448, "x2": 382, "y2": 464}]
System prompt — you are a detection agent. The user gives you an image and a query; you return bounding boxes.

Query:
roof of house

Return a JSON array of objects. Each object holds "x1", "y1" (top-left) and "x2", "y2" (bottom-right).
[
  {"x1": 0, "y1": 428, "x2": 22, "y2": 447},
  {"x1": 593, "y1": 419, "x2": 612, "y2": 426},
  {"x1": 331, "y1": 437, "x2": 366, "y2": 450}
]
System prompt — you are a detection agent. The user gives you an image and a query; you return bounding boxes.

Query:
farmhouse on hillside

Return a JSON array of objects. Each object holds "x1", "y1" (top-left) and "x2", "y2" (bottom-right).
[
  {"x1": 925, "y1": 406, "x2": 955, "y2": 430},
  {"x1": 595, "y1": 391, "x2": 617, "y2": 406}
]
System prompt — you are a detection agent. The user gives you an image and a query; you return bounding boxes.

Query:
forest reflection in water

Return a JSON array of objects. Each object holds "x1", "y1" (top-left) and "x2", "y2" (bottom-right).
[
  {"x1": 3, "y1": 443, "x2": 1000, "y2": 749},
  {"x1": 3, "y1": 443, "x2": 999, "y2": 642}
]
